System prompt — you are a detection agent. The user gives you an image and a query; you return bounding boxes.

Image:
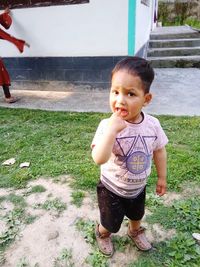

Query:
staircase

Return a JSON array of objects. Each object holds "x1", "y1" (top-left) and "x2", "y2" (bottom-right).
[{"x1": 147, "y1": 26, "x2": 200, "y2": 68}]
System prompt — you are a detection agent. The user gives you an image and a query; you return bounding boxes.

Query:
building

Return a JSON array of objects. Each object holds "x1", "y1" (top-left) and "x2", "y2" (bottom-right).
[{"x1": 0, "y1": 0, "x2": 158, "y2": 88}]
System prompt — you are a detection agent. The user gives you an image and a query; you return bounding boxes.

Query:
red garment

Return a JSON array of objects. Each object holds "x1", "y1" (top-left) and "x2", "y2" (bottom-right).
[
  {"x1": 0, "y1": 12, "x2": 12, "y2": 29},
  {"x1": 0, "y1": 28, "x2": 26, "y2": 53},
  {"x1": 0, "y1": 10, "x2": 26, "y2": 87},
  {"x1": 0, "y1": 58, "x2": 10, "y2": 86}
]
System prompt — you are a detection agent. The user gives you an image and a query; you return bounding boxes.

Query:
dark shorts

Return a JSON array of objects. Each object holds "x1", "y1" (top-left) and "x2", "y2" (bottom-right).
[{"x1": 97, "y1": 181, "x2": 146, "y2": 233}]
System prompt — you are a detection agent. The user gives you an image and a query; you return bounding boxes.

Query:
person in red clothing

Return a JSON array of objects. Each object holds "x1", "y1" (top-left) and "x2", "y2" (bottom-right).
[{"x1": 0, "y1": 8, "x2": 30, "y2": 103}]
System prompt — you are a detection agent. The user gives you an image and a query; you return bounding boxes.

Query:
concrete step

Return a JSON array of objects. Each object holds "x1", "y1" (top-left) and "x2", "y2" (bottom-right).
[
  {"x1": 148, "y1": 55, "x2": 200, "y2": 68},
  {"x1": 150, "y1": 32, "x2": 200, "y2": 40},
  {"x1": 149, "y1": 38, "x2": 200, "y2": 48},
  {"x1": 148, "y1": 47, "x2": 200, "y2": 57}
]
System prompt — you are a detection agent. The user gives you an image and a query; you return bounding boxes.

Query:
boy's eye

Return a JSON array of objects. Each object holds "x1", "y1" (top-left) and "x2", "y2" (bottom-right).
[
  {"x1": 128, "y1": 92, "x2": 135, "y2": 96},
  {"x1": 112, "y1": 90, "x2": 118, "y2": 95}
]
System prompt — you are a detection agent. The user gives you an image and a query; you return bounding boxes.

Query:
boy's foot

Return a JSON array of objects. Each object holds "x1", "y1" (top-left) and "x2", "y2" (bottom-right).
[
  {"x1": 127, "y1": 226, "x2": 152, "y2": 251},
  {"x1": 5, "y1": 97, "x2": 19, "y2": 104},
  {"x1": 95, "y1": 224, "x2": 114, "y2": 257}
]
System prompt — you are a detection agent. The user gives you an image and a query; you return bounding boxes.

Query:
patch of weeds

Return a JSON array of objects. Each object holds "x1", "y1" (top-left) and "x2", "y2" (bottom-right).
[
  {"x1": 165, "y1": 233, "x2": 200, "y2": 266},
  {"x1": 71, "y1": 191, "x2": 85, "y2": 207},
  {"x1": 10, "y1": 169, "x2": 33, "y2": 189},
  {"x1": 75, "y1": 219, "x2": 109, "y2": 266},
  {"x1": 141, "y1": 196, "x2": 200, "y2": 266},
  {"x1": 33, "y1": 198, "x2": 67, "y2": 215},
  {"x1": 75, "y1": 218, "x2": 96, "y2": 245},
  {"x1": 25, "y1": 185, "x2": 46, "y2": 196},
  {"x1": 86, "y1": 250, "x2": 108, "y2": 267},
  {"x1": 53, "y1": 248, "x2": 75, "y2": 267},
  {"x1": 16, "y1": 257, "x2": 29, "y2": 267},
  {"x1": 0, "y1": 196, "x2": 6, "y2": 211},
  {"x1": 128, "y1": 256, "x2": 157, "y2": 267},
  {"x1": 7, "y1": 193, "x2": 26, "y2": 208},
  {"x1": 172, "y1": 197, "x2": 200, "y2": 232},
  {"x1": 112, "y1": 235, "x2": 131, "y2": 252},
  {"x1": 0, "y1": 250, "x2": 5, "y2": 266},
  {"x1": 0, "y1": 193, "x2": 36, "y2": 256},
  {"x1": 0, "y1": 208, "x2": 24, "y2": 249},
  {"x1": 147, "y1": 197, "x2": 200, "y2": 233},
  {"x1": 146, "y1": 205, "x2": 174, "y2": 229},
  {"x1": 132, "y1": 234, "x2": 200, "y2": 267},
  {"x1": 24, "y1": 213, "x2": 37, "y2": 225},
  {"x1": 52, "y1": 176, "x2": 68, "y2": 184},
  {"x1": 0, "y1": 196, "x2": 6, "y2": 204},
  {"x1": 146, "y1": 193, "x2": 164, "y2": 211},
  {"x1": 16, "y1": 257, "x2": 39, "y2": 267}
]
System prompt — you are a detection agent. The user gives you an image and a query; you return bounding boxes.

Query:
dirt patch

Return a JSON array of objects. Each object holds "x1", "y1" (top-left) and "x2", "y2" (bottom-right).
[{"x1": 0, "y1": 178, "x2": 180, "y2": 267}]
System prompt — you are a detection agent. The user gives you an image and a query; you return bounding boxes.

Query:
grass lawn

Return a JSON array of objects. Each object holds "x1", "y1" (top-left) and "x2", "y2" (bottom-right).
[{"x1": 0, "y1": 107, "x2": 200, "y2": 266}]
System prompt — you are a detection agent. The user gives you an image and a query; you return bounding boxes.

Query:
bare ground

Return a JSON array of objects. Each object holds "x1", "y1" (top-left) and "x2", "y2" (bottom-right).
[{"x1": 1, "y1": 177, "x2": 195, "y2": 267}]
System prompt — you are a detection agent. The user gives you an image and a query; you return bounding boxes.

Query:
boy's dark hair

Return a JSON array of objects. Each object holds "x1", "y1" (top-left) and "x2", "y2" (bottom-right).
[{"x1": 111, "y1": 56, "x2": 154, "y2": 93}]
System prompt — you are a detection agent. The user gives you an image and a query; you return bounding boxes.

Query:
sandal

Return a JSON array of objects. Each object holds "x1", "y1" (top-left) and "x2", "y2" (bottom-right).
[
  {"x1": 95, "y1": 224, "x2": 114, "y2": 257},
  {"x1": 5, "y1": 97, "x2": 19, "y2": 104},
  {"x1": 127, "y1": 226, "x2": 152, "y2": 251}
]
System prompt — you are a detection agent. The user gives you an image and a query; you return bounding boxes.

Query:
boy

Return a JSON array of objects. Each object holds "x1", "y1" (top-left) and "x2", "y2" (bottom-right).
[{"x1": 91, "y1": 56, "x2": 168, "y2": 257}]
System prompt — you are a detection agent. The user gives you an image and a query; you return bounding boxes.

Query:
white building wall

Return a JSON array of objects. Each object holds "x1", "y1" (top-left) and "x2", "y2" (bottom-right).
[
  {"x1": 135, "y1": 0, "x2": 155, "y2": 56},
  {"x1": 0, "y1": 0, "x2": 128, "y2": 58}
]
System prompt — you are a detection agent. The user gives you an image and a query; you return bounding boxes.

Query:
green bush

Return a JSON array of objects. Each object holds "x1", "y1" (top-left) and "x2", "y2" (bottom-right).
[{"x1": 158, "y1": 1, "x2": 200, "y2": 28}]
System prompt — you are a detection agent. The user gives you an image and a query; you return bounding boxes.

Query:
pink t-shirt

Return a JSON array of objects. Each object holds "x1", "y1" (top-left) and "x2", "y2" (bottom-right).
[{"x1": 92, "y1": 112, "x2": 168, "y2": 198}]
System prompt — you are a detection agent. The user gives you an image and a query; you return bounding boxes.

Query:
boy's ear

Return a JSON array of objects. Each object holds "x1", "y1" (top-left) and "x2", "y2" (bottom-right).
[{"x1": 143, "y1": 93, "x2": 152, "y2": 107}]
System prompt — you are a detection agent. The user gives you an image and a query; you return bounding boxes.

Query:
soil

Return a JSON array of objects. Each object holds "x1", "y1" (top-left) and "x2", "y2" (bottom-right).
[{"x1": 0, "y1": 177, "x2": 189, "y2": 267}]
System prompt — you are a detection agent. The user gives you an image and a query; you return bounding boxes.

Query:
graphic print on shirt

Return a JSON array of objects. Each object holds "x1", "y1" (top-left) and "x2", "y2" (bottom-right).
[{"x1": 114, "y1": 134, "x2": 157, "y2": 183}]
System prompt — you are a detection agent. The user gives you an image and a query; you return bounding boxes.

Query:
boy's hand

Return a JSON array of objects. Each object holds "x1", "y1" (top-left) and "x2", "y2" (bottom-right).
[
  {"x1": 109, "y1": 111, "x2": 127, "y2": 134},
  {"x1": 156, "y1": 177, "x2": 167, "y2": 196}
]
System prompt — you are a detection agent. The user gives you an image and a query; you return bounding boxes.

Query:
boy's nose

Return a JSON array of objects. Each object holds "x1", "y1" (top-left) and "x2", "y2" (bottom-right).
[{"x1": 116, "y1": 94, "x2": 125, "y2": 105}]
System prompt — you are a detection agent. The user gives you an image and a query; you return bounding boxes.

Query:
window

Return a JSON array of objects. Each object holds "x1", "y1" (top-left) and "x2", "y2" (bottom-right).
[
  {"x1": 141, "y1": 0, "x2": 150, "y2": 7},
  {"x1": 0, "y1": 0, "x2": 89, "y2": 9}
]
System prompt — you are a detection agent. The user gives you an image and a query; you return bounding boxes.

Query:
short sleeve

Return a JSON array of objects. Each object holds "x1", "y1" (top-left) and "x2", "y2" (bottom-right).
[
  {"x1": 91, "y1": 119, "x2": 108, "y2": 149},
  {"x1": 153, "y1": 119, "x2": 168, "y2": 150}
]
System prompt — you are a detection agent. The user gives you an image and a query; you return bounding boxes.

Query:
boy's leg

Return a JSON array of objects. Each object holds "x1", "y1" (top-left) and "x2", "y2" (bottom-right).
[
  {"x1": 96, "y1": 181, "x2": 124, "y2": 256},
  {"x1": 125, "y1": 187, "x2": 152, "y2": 251},
  {"x1": 129, "y1": 219, "x2": 142, "y2": 231},
  {"x1": 95, "y1": 223, "x2": 113, "y2": 257},
  {"x1": 127, "y1": 220, "x2": 152, "y2": 251},
  {"x1": 98, "y1": 224, "x2": 110, "y2": 235}
]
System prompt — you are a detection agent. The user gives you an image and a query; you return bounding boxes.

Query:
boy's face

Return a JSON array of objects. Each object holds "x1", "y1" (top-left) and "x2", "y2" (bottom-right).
[{"x1": 110, "y1": 70, "x2": 152, "y2": 123}]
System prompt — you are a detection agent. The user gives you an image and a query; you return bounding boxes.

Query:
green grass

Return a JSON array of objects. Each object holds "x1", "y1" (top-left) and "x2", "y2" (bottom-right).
[
  {"x1": 158, "y1": 15, "x2": 200, "y2": 29},
  {"x1": 71, "y1": 190, "x2": 85, "y2": 207},
  {"x1": 53, "y1": 248, "x2": 75, "y2": 267},
  {"x1": 33, "y1": 197, "x2": 67, "y2": 214},
  {"x1": 0, "y1": 107, "x2": 107, "y2": 189},
  {"x1": 0, "y1": 108, "x2": 199, "y2": 192},
  {"x1": 147, "y1": 197, "x2": 200, "y2": 233},
  {"x1": 185, "y1": 18, "x2": 200, "y2": 29}
]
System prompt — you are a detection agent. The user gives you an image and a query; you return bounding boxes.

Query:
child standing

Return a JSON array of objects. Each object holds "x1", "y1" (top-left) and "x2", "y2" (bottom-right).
[{"x1": 91, "y1": 56, "x2": 168, "y2": 257}]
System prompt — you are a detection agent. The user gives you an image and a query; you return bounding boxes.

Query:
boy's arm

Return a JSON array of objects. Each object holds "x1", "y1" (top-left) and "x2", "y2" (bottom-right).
[
  {"x1": 153, "y1": 147, "x2": 167, "y2": 196},
  {"x1": 92, "y1": 129, "x2": 117, "y2": 165},
  {"x1": 92, "y1": 112, "x2": 126, "y2": 165}
]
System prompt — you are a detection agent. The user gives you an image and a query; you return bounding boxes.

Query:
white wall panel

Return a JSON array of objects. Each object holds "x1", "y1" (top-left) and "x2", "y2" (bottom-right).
[
  {"x1": 135, "y1": 0, "x2": 154, "y2": 56},
  {"x1": 0, "y1": 0, "x2": 128, "y2": 57}
]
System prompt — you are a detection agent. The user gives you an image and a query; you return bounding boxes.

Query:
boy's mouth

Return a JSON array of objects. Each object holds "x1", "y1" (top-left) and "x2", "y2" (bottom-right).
[{"x1": 115, "y1": 107, "x2": 129, "y2": 117}]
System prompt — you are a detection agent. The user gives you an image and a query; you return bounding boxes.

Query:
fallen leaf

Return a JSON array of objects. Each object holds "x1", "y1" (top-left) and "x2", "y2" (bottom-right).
[
  {"x1": 2, "y1": 158, "x2": 16, "y2": 166},
  {"x1": 20, "y1": 162, "x2": 30, "y2": 168}
]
